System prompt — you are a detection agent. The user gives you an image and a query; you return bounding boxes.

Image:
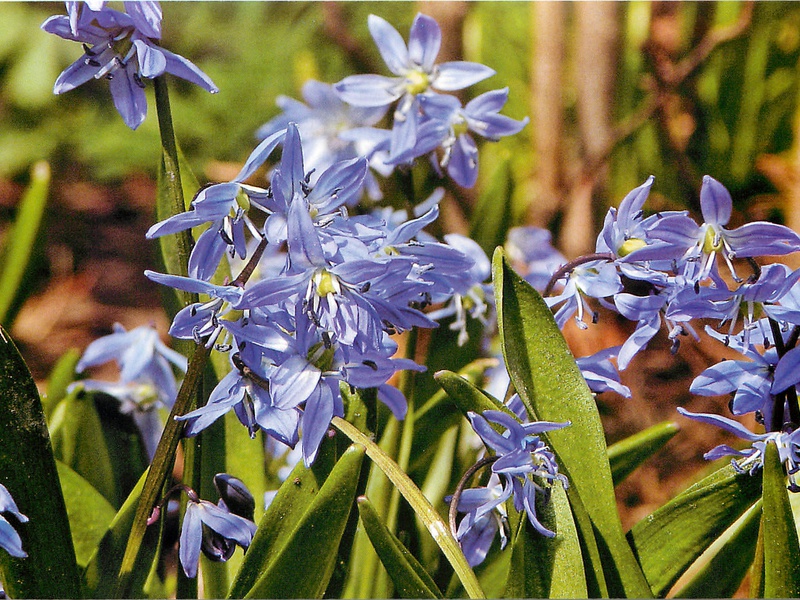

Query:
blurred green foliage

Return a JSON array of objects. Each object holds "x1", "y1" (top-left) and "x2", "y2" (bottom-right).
[{"x1": 1, "y1": 2, "x2": 799, "y2": 227}]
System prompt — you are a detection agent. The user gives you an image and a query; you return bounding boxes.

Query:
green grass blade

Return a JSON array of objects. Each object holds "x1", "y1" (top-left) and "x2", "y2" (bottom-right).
[
  {"x1": 762, "y1": 441, "x2": 800, "y2": 597},
  {"x1": 0, "y1": 161, "x2": 49, "y2": 326},
  {"x1": 243, "y1": 444, "x2": 365, "y2": 599},
  {"x1": 357, "y1": 496, "x2": 443, "y2": 599},
  {"x1": 608, "y1": 421, "x2": 680, "y2": 486}
]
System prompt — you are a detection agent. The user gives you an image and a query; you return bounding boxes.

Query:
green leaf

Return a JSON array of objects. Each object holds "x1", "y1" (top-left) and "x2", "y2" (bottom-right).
[
  {"x1": 627, "y1": 464, "x2": 763, "y2": 597},
  {"x1": 492, "y1": 248, "x2": 651, "y2": 598},
  {"x1": 434, "y1": 369, "x2": 510, "y2": 418},
  {"x1": 243, "y1": 444, "x2": 365, "y2": 599},
  {"x1": 48, "y1": 388, "x2": 117, "y2": 506},
  {"x1": 672, "y1": 500, "x2": 761, "y2": 598},
  {"x1": 56, "y1": 461, "x2": 117, "y2": 569},
  {"x1": 608, "y1": 421, "x2": 680, "y2": 485},
  {"x1": 82, "y1": 469, "x2": 160, "y2": 598},
  {"x1": 503, "y1": 481, "x2": 586, "y2": 599},
  {"x1": 0, "y1": 161, "x2": 49, "y2": 325},
  {"x1": 761, "y1": 441, "x2": 800, "y2": 597},
  {"x1": 228, "y1": 435, "x2": 347, "y2": 597},
  {"x1": 42, "y1": 347, "x2": 81, "y2": 422},
  {"x1": 0, "y1": 326, "x2": 82, "y2": 598},
  {"x1": 470, "y1": 155, "x2": 514, "y2": 259},
  {"x1": 332, "y1": 417, "x2": 485, "y2": 599},
  {"x1": 357, "y1": 496, "x2": 443, "y2": 599}
]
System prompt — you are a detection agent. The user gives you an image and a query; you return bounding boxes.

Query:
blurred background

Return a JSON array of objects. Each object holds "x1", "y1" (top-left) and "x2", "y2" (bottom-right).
[{"x1": 0, "y1": 1, "x2": 798, "y2": 532}]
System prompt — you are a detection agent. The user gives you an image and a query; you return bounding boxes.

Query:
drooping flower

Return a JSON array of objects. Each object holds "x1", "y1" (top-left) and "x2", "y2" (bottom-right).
[
  {"x1": 177, "y1": 475, "x2": 257, "y2": 578},
  {"x1": 43, "y1": 1, "x2": 218, "y2": 129},
  {"x1": 461, "y1": 410, "x2": 569, "y2": 544}
]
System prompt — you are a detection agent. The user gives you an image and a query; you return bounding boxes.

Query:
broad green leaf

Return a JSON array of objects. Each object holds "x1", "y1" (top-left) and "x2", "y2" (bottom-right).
[
  {"x1": 627, "y1": 464, "x2": 763, "y2": 597},
  {"x1": 49, "y1": 388, "x2": 117, "y2": 506},
  {"x1": 358, "y1": 496, "x2": 443, "y2": 599},
  {"x1": 0, "y1": 161, "x2": 49, "y2": 325},
  {"x1": 470, "y1": 154, "x2": 514, "y2": 259},
  {"x1": 608, "y1": 421, "x2": 680, "y2": 485},
  {"x1": 42, "y1": 347, "x2": 81, "y2": 422},
  {"x1": 243, "y1": 444, "x2": 365, "y2": 599},
  {"x1": 504, "y1": 482, "x2": 586, "y2": 598},
  {"x1": 0, "y1": 326, "x2": 82, "y2": 598},
  {"x1": 82, "y1": 469, "x2": 160, "y2": 598},
  {"x1": 673, "y1": 500, "x2": 761, "y2": 598},
  {"x1": 761, "y1": 441, "x2": 800, "y2": 597},
  {"x1": 492, "y1": 248, "x2": 650, "y2": 598},
  {"x1": 56, "y1": 460, "x2": 117, "y2": 569},
  {"x1": 228, "y1": 434, "x2": 345, "y2": 597}
]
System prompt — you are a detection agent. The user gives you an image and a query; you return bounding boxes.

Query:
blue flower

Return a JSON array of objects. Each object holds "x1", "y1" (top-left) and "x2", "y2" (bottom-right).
[
  {"x1": 257, "y1": 80, "x2": 390, "y2": 201},
  {"x1": 452, "y1": 473, "x2": 509, "y2": 567},
  {"x1": 505, "y1": 226, "x2": 566, "y2": 293},
  {"x1": 391, "y1": 89, "x2": 528, "y2": 187},
  {"x1": 464, "y1": 410, "x2": 569, "y2": 540},
  {"x1": 677, "y1": 407, "x2": 800, "y2": 490},
  {"x1": 178, "y1": 476, "x2": 257, "y2": 578},
  {"x1": 334, "y1": 13, "x2": 495, "y2": 157},
  {"x1": 43, "y1": 1, "x2": 218, "y2": 129},
  {"x1": 0, "y1": 484, "x2": 27, "y2": 559},
  {"x1": 647, "y1": 176, "x2": 800, "y2": 282}
]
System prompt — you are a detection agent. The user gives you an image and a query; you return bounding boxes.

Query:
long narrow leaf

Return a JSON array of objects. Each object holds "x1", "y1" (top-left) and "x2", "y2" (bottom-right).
[
  {"x1": 503, "y1": 481, "x2": 586, "y2": 598},
  {"x1": 332, "y1": 416, "x2": 485, "y2": 599},
  {"x1": 608, "y1": 421, "x2": 680, "y2": 486},
  {"x1": 0, "y1": 326, "x2": 82, "y2": 598},
  {"x1": 672, "y1": 500, "x2": 761, "y2": 598},
  {"x1": 0, "y1": 161, "x2": 49, "y2": 325},
  {"x1": 56, "y1": 460, "x2": 117, "y2": 569},
  {"x1": 762, "y1": 441, "x2": 800, "y2": 597},
  {"x1": 492, "y1": 248, "x2": 651, "y2": 597},
  {"x1": 243, "y1": 444, "x2": 365, "y2": 599},
  {"x1": 358, "y1": 496, "x2": 443, "y2": 599},
  {"x1": 627, "y1": 464, "x2": 762, "y2": 596}
]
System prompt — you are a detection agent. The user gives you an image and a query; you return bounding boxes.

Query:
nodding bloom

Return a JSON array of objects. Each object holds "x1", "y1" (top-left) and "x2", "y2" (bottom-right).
[
  {"x1": 452, "y1": 410, "x2": 569, "y2": 565},
  {"x1": 334, "y1": 13, "x2": 495, "y2": 158},
  {"x1": 175, "y1": 474, "x2": 257, "y2": 578},
  {"x1": 43, "y1": 1, "x2": 218, "y2": 129},
  {"x1": 0, "y1": 484, "x2": 28, "y2": 559}
]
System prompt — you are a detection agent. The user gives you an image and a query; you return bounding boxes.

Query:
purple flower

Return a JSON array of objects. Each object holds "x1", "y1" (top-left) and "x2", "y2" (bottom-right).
[
  {"x1": 178, "y1": 476, "x2": 257, "y2": 578},
  {"x1": 464, "y1": 410, "x2": 569, "y2": 540},
  {"x1": 505, "y1": 226, "x2": 566, "y2": 293},
  {"x1": 452, "y1": 473, "x2": 509, "y2": 567},
  {"x1": 43, "y1": 1, "x2": 218, "y2": 129},
  {"x1": 647, "y1": 176, "x2": 800, "y2": 282},
  {"x1": 677, "y1": 407, "x2": 800, "y2": 490},
  {"x1": 0, "y1": 484, "x2": 27, "y2": 559},
  {"x1": 334, "y1": 13, "x2": 495, "y2": 157},
  {"x1": 393, "y1": 89, "x2": 528, "y2": 188}
]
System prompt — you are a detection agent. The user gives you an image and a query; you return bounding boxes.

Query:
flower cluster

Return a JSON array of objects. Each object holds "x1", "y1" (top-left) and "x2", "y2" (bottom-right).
[
  {"x1": 536, "y1": 174, "x2": 800, "y2": 484},
  {"x1": 294, "y1": 13, "x2": 530, "y2": 189},
  {"x1": 146, "y1": 121, "x2": 485, "y2": 466},
  {"x1": 42, "y1": 1, "x2": 217, "y2": 129},
  {"x1": 452, "y1": 404, "x2": 569, "y2": 566}
]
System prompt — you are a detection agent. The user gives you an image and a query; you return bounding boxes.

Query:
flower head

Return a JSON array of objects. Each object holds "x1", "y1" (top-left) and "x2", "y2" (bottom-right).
[{"x1": 43, "y1": 1, "x2": 218, "y2": 129}]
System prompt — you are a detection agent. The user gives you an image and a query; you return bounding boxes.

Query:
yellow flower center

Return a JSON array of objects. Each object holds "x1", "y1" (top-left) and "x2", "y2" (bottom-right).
[
  {"x1": 702, "y1": 226, "x2": 723, "y2": 254},
  {"x1": 617, "y1": 237, "x2": 647, "y2": 257},
  {"x1": 405, "y1": 69, "x2": 430, "y2": 95},
  {"x1": 314, "y1": 269, "x2": 340, "y2": 296}
]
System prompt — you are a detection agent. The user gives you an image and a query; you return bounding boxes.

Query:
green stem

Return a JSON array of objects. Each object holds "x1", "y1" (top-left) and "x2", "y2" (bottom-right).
[
  {"x1": 331, "y1": 416, "x2": 485, "y2": 599},
  {"x1": 114, "y1": 341, "x2": 211, "y2": 597}
]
